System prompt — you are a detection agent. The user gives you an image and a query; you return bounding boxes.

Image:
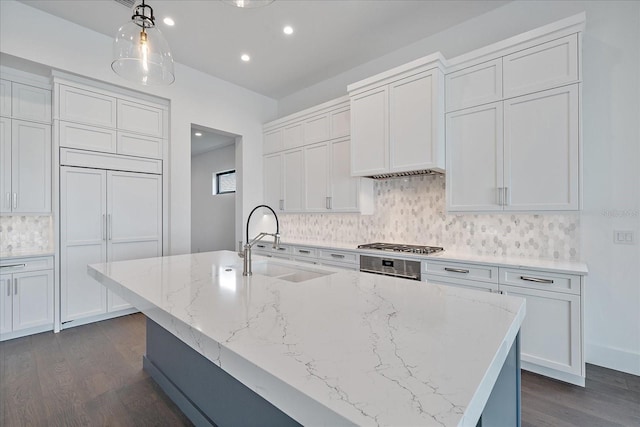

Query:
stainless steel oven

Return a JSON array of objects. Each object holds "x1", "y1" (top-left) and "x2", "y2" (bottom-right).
[{"x1": 359, "y1": 255, "x2": 422, "y2": 281}]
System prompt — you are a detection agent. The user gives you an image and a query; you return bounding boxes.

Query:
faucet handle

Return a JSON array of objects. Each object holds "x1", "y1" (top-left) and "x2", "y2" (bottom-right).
[{"x1": 273, "y1": 233, "x2": 281, "y2": 249}]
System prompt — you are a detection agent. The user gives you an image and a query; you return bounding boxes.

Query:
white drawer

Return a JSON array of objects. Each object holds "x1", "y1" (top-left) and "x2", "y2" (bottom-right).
[
  {"x1": 292, "y1": 246, "x2": 317, "y2": 258},
  {"x1": 0, "y1": 256, "x2": 53, "y2": 273},
  {"x1": 423, "y1": 275, "x2": 498, "y2": 293},
  {"x1": 423, "y1": 260, "x2": 498, "y2": 283},
  {"x1": 59, "y1": 121, "x2": 117, "y2": 153},
  {"x1": 117, "y1": 132, "x2": 163, "y2": 159},
  {"x1": 499, "y1": 268, "x2": 580, "y2": 295},
  {"x1": 318, "y1": 249, "x2": 358, "y2": 265}
]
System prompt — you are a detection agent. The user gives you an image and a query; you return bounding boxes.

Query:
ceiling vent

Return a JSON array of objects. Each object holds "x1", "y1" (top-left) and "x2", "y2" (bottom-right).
[
  {"x1": 368, "y1": 169, "x2": 443, "y2": 180},
  {"x1": 114, "y1": 0, "x2": 136, "y2": 9}
]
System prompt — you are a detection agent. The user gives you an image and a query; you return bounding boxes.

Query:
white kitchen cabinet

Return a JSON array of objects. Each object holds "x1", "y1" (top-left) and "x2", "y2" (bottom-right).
[
  {"x1": 304, "y1": 142, "x2": 330, "y2": 211},
  {"x1": 60, "y1": 166, "x2": 162, "y2": 324},
  {"x1": 349, "y1": 56, "x2": 445, "y2": 177},
  {"x1": 117, "y1": 99, "x2": 163, "y2": 138},
  {"x1": 11, "y1": 82, "x2": 52, "y2": 123},
  {"x1": 263, "y1": 128, "x2": 283, "y2": 154},
  {"x1": 349, "y1": 86, "x2": 388, "y2": 176},
  {"x1": 329, "y1": 137, "x2": 361, "y2": 211},
  {"x1": 446, "y1": 102, "x2": 504, "y2": 211},
  {"x1": 446, "y1": 58, "x2": 502, "y2": 112},
  {"x1": 283, "y1": 148, "x2": 304, "y2": 211},
  {"x1": 0, "y1": 119, "x2": 51, "y2": 213},
  {"x1": 503, "y1": 34, "x2": 579, "y2": 99},
  {"x1": 263, "y1": 153, "x2": 283, "y2": 211},
  {"x1": 283, "y1": 122, "x2": 304, "y2": 150},
  {"x1": 0, "y1": 256, "x2": 54, "y2": 340},
  {"x1": 59, "y1": 84, "x2": 117, "y2": 128},
  {"x1": 503, "y1": 84, "x2": 579, "y2": 210},
  {"x1": 304, "y1": 113, "x2": 330, "y2": 145},
  {"x1": 117, "y1": 132, "x2": 163, "y2": 159},
  {"x1": 423, "y1": 259, "x2": 499, "y2": 293},
  {"x1": 425, "y1": 276, "x2": 497, "y2": 293},
  {"x1": 59, "y1": 120, "x2": 117, "y2": 153},
  {"x1": 0, "y1": 79, "x2": 10, "y2": 117},
  {"x1": 330, "y1": 107, "x2": 350, "y2": 138}
]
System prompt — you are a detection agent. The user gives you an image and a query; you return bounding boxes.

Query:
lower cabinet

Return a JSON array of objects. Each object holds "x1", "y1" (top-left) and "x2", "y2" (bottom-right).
[
  {"x1": 60, "y1": 166, "x2": 162, "y2": 326},
  {"x1": 0, "y1": 256, "x2": 54, "y2": 340},
  {"x1": 423, "y1": 259, "x2": 499, "y2": 292}
]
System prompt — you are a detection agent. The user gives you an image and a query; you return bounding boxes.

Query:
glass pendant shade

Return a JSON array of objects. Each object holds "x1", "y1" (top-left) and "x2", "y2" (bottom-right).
[
  {"x1": 112, "y1": 1, "x2": 175, "y2": 85},
  {"x1": 223, "y1": 0, "x2": 275, "y2": 8}
]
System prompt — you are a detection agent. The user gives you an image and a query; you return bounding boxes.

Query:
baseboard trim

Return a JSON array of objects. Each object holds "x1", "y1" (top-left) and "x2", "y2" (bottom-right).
[
  {"x1": 586, "y1": 343, "x2": 640, "y2": 376},
  {"x1": 521, "y1": 362, "x2": 585, "y2": 387}
]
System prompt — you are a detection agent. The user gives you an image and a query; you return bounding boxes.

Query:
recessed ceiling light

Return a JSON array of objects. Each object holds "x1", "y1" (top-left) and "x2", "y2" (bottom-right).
[
  {"x1": 163, "y1": 17, "x2": 175, "y2": 26},
  {"x1": 241, "y1": 54, "x2": 251, "y2": 62},
  {"x1": 194, "y1": 132, "x2": 202, "y2": 137},
  {"x1": 283, "y1": 26, "x2": 294, "y2": 35}
]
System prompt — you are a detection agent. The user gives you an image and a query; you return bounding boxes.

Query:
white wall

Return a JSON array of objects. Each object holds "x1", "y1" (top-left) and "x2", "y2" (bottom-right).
[
  {"x1": 191, "y1": 145, "x2": 236, "y2": 253},
  {"x1": 0, "y1": 0, "x2": 278, "y2": 256},
  {"x1": 279, "y1": 0, "x2": 640, "y2": 375}
]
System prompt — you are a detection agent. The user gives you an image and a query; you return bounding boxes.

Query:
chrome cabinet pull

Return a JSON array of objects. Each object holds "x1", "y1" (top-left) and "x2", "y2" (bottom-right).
[
  {"x1": 330, "y1": 253, "x2": 345, "y2": 259},
  {"x1": 12, "y1": 192, "x2": 17, "y2": 209},
  {"x1": 279, "y1": 199, "x2": 284, "y2": 211},
  {"x1": 496, "y1": 187, "x2": 503, "y2": 206},
  {"x1": 256, "y1": 244, "x2": 266, "y2": 249},
  {"x1": 14, "y1": 278, "x2": 18, "y2": 295},
  {"x1": 277, "y1": 247, "x2": 287, "y2": 251},
  {"x1": 504, "y1": 187, "x2": 510, "y2": 206},
  {"x1": 0, "y1": 264, "x2": 26, "y2": 269},
  {"x1": 298, "y1": 249, "x2": 310, "y2": 254},
  {"x1": 444, "y1": 267, "x2": 470, "y2": 274},
  {"x1": 6, "y1": 280, "x2": 10, "y2": 296},
  {"x1": 326, "y1": 197, "x2": 332, "y2": 210},
  {"x1": 5, "y1": 192, "x2": 9, "y2": 209},
  {"x1": 108, "y1": 214, "x2": 112, "y2": 240},
  {"x1": 102, "y1": 214, "x2": 106, "y2": 241},
  {"x1": 520, "y1": 276, "x2": 554, "y2": 284}
]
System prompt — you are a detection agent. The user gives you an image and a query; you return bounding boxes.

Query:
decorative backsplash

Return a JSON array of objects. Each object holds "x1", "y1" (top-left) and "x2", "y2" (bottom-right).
[
  {"x1": 280, "y1": 175, "x2": 580, "y2": 260},
  {"x1": 0, "y1": 216, "x2": 54, "y2": 256}
]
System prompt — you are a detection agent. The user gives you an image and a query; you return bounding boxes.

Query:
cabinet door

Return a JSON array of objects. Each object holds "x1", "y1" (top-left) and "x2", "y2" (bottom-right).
[
  {"x1": 11, "y1": 120, "x2": 51, "y2": 213},
  {"x1": 60, "y1": 166, "x2": 108, "y2": 322},
  {"x1": 0, "y1": 79, "x2": 10, "y2": 117},
  {"x1": 0, "y1": 274, "x2": 12, "y2": 334},
  {"x1": 59, "y1": 121, "x2": 117, "y2": 153},
  {"x1": 263, "y1": 153, "x2": 282, "y2": 211},
  {"x1": 11, "y1": 83, "x2": 51, "y2": 123},
  {"x1": 12, "y1": 270, "x2": 53, "y2": 331},
  {"x1": 59, "y1": 85, "x2": 116, "y2": 128},
  {"x1": 283, "y1": 148, "x2": 304, "y2": 211},
  {"x1": 304, "y1": 114, "x2": 330, "y2": 144},
  {"x1": 263, "y1": 129, "x2": 283, "y2": 154},
  {"x1": 500, "y1": 284, "x2": 582, "y2": 376},
  {"x1": 0, "y1": 117, "x2": 11, "y2": 213},
  {"x1": 446, "y1": 102, "x2": 504, "y2": 211},
  {"x1": 304, "y1": 142, "x2": 330, "y2": 211},
  {"x1": 330, "y1": 137, "x2": 359, "y2": 211},
  {"x1": 117, "y1": 132, "x2": 163, "y2": 159},
  {"x1": 350, "y1": 87, "x2": 388, "y2": 176},
  {"x1": 107, "y1": 171, "x2": 162, "y2": 311},
  {"x1": 389, "y1": 71, "x2": 442, "y2": 172},
  {"x1": 117, "y1": 99, "x2": 163, "y2": 137},
  {"x1": 330, "y1": 107, "x2": 350, "y2": 138},
  {"x1": 503, "y1": 85, "x2": 579, "y2": 210},
  {"x1": 283, "y1": 123, "x2": 304, "y2": 150},
  {"x1": 446, "y1": 58, "x2": 502, "y2": 112}
]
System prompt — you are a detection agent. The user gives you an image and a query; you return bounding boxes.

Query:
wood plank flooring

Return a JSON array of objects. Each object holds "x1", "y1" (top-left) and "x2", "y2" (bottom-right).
[{"x1": 1, "y1": 313, "x2": 639, "y2": 426}]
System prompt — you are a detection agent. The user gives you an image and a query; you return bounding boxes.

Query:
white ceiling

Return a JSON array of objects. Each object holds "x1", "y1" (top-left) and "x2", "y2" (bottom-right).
[
  {"x1": 19, "y1": 0, "x2": 510, "y2": 99},
  {"x1": 191, "y1": 126, "x2": 236, "y2": 157}
]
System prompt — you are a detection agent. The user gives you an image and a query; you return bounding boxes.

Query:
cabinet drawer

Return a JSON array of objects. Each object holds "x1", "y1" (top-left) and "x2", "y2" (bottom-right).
[
  {"x1": 503, "y1": 34, "x2": 579, "y2": 99},
  {"x1": 59, "y1": 85, "x2": 116, "y2": 128},
  {"x1": 117, "y1": 132, "x2": 163, "y2": 159},
  {"x1": 0, "y1": 256, "x2": 53, "y2": 273},
  {"x1": 318, "y1": 249, "x2": 358, "y2": 265},
  {"x1": 423, "y1": 275, "x2": 498, "y2": 293},
  {"x1": 254, "y1": 243, "x2": 291, "y2": 256},
  {"x1": 423, "y1": 260, "x2": 498, "y2": 283},
  {"x1": 60, "y1": 148, "x2": 162, "y2": 174},
  {"x1": 446, "y1": 58, "x2": 502, "y2": 112},
  {"x1": 59, "y1": 121, "x2": 117, "y2": 153},
  {"x1": 117, "y1": 99, "x2": 163, "y2": 137},
  {"x1": 499, "y1": 268, "x2": 580, "y2": 295},
  {"x1": 292, "y1": 246, "x2": 317, "y2": 258},
  {"x1": 12, "y1": 83, "x2": 51, "y2": 123}
]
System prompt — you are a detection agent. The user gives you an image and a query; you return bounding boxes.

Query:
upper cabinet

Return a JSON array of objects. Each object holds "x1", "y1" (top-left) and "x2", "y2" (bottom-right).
[
  {"x1": 57, "y1": 81, "x2": 167, "y2": 160},
  {"x1": 445, "y1": 19, "x2": 583, "y2": 212},
  {"x1": 348, "y1": 54, "x2": 446, "y2": 177}
]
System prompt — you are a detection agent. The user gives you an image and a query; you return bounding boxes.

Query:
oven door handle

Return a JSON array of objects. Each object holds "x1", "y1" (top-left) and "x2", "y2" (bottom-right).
[{"x1": 360, "y1": 268, "x2": 419, "y2": 281}]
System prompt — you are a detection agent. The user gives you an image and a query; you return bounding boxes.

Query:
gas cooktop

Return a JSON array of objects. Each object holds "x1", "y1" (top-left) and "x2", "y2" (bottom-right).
[{"x1": 357, "y1": 242, "x2": 444, "y2": 255}]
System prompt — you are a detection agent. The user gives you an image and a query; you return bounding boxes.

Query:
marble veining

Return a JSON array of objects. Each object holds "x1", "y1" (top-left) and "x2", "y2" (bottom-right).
[
  {"x1": 280, "y1": 175, "x2": 580, "y2": 260},
  {"x1": 89, "y1": 251, "x2": 525, "y2": 426},
  {"x1": 0, "y1": 215, "x2": 54, "y2": 257}
]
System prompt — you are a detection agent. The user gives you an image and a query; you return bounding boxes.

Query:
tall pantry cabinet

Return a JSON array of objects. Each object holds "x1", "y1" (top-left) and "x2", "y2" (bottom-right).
[{"x1": 54, "y1": 74, "x2": 168, "y2": 328}]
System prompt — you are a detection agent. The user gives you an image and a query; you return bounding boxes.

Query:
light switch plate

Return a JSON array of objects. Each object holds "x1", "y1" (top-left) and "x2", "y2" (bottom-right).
[{"x1": 613, "y1": 230, "x2": 634, "y2": 244}]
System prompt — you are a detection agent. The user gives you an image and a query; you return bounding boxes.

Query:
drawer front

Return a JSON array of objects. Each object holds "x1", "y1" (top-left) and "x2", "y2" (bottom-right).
[
  {"x1": 117, "y1": 132, "x2": 163, "y2": 159},
  {"x1": 254, "y1": 243, "x2": 291, "y2": 256},
  {"x1": 60, "y1": 148, "x2": 162, "y2": 175},
  {"x1": 423, "y1": 275, "x2": 498, "y2": 293},
  {"x1": 318, "y1": 249, "x2": 358, "y2": 265},
  {"x1": 292, "y1": 246, "x2": 317, "y2": 258},
  {"x1": 423, "y1": 260, "x2": 498, "y2": 283},
  {"x1": 499, "y1": 268, "x2": 580, "y2": 295},
  {"x1": 117, "y1": 100, "x2": 164, "y2": 137},
  {"x1": 0, "y1": 256, "x2": 53, "y2": 273},
  {"x1": 446, "y1": 58, "x2": 503, "y2": 112},
  {"x1": 59, "y1": 121, "x2": 117, "y2": 153},
  {"x1": 59, "y1": 85, "x2": 116, "y2": 128}
]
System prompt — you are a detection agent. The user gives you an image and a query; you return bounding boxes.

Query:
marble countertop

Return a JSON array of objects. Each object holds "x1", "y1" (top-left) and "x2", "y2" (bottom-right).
[
  {"x1": 278, "y1": 239, "x2": 588, "y2": 275},
  {"x1": 89, "y1": 250, "x2": 525, "y2": 426}
]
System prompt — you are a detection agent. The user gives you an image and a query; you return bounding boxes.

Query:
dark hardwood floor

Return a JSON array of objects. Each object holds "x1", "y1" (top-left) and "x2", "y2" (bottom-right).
[{"x1": 1, "y1": 313, "x2": 638, "y2": 426}]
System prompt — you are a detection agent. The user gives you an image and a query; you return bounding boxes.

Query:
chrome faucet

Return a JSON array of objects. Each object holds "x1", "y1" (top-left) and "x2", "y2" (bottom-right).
[{"x1": 240, "y1": 204, "x2": 280, "y2": 276}]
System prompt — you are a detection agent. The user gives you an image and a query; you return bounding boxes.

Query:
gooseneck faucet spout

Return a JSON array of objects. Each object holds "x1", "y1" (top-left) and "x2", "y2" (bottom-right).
[{"x1": 241, "y1": 204, "x2": 280, "y2": 276}]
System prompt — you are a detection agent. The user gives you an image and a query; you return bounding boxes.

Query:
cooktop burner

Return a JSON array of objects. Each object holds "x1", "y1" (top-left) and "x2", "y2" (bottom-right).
[{"x1": 357, "y1": 242, "x2": 444, "y2": 255}]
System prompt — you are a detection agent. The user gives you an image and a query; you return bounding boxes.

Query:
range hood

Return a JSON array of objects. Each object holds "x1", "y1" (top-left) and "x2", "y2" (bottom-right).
[{"x1": 366, "y1": 169, "x2": 444, "y2": 179}]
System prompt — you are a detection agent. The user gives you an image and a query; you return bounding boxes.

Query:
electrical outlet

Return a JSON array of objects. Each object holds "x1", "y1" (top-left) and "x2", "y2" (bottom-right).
[{"x1": 613, "y1": 230, "x2": 634, "y2": 245}]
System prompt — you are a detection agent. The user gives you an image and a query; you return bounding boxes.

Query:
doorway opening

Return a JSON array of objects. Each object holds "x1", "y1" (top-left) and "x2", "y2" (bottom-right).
[{"x1": 191, "y1": 124, "x2": 239, "y2": 253}]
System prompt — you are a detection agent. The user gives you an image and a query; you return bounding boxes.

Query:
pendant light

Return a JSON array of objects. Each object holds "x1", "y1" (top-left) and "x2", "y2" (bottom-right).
[
  {"x1": 112, "y1": 0, "x2": 175, "y2": 85},
  {"x1": 223, "y1": 0, "x2": 275, "y2": 8}
]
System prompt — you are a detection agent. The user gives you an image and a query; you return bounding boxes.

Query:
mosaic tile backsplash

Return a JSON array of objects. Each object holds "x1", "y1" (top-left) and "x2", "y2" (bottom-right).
[
  {"x1": 280, "y1": 175, "x2": 580, "y2": 260},
  {"x1": 0, "y1": 216, "x2": 54, "y2": 256}
]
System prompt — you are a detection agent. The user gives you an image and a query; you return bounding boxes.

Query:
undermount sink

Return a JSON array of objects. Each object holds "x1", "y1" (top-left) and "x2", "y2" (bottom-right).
[{"x1": 252, "y1": 261, "x2": 335, "y2": 283}]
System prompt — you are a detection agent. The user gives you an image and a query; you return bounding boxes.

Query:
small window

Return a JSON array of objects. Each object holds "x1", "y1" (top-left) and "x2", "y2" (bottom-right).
[{"x1": 214, "y1": 170, "x2": 236, "y2": 195}]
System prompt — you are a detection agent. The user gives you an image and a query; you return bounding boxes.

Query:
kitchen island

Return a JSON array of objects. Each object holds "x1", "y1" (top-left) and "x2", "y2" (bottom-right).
[{"x1": 88, "y1": 250, "x2": 525, "y2": 426}]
